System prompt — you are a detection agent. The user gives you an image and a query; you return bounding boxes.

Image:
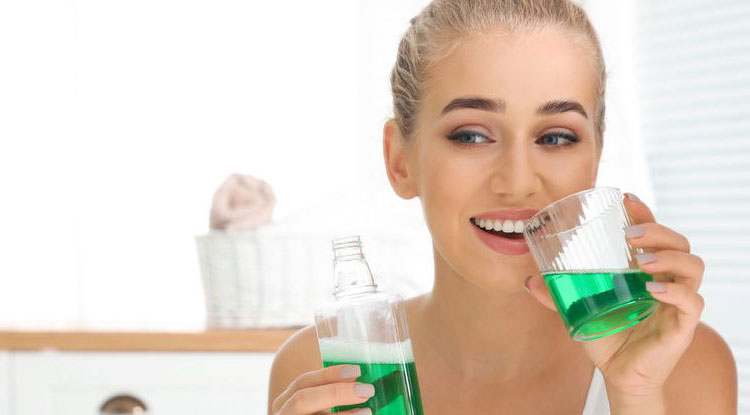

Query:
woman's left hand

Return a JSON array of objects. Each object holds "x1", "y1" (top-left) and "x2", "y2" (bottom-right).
[{"x1": 525, "y1": 192, "x2": 706, "y2": 405}]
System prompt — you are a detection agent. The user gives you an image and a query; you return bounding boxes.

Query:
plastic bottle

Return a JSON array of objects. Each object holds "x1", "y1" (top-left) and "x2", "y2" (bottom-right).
[{"x1": 314, "y1": 236, "x2": 424, "y2": 415}]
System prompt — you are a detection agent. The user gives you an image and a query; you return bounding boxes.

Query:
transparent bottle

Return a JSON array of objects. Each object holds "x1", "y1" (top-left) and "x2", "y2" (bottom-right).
[{"x1": 314, "y1": 236, "x2": 424, "y2": 415}]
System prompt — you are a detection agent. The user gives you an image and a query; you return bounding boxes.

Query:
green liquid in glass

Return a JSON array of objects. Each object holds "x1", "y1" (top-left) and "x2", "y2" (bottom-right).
[
  {"x1": 322, "y1": 360, "x2": 424, "y2": 415},
  {"x1": 544, "y1": 270, "x2": 658, "y2": 341}
]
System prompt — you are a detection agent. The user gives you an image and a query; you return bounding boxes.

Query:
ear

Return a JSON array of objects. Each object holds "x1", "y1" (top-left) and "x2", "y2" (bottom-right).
[{"x1": 383, "y1": 119, "x2": 418, "y2": 199}]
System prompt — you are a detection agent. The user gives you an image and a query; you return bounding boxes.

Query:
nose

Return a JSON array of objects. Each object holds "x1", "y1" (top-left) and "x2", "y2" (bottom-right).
[{"x1": 489, "y1": 140, "x2": 540, "y2": 201}]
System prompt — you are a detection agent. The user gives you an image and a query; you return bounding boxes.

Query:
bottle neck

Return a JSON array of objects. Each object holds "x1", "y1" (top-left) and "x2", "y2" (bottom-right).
[{"x1": 332, "y1": 236, "x2": 377, "y2": 298}]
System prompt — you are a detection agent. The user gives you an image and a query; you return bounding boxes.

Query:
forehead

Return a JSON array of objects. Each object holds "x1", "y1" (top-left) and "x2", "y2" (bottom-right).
[{"x1": 423, "y1": 29, "x2": 598, "y2": 118}]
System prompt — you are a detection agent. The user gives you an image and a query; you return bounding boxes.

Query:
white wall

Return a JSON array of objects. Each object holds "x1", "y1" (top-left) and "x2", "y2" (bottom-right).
[
  {"x1": 0, "y1": 0, "x2": 362, "y2": 329},
  {"x1": 1, "y1": 0, "x2": 732, "y2": 339}
]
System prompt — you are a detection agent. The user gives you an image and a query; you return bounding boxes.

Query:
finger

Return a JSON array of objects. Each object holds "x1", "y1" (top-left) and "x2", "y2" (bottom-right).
[
  {"x1": 646, "y1": 281, "x2": 704, "y2": 331},
  {"x1": 623, "y1": 192, "x2": 656, "y2": 225},
  {"x1": 635, "y1": 250, "x2": 705, "y2": 291},
  {"x1": 280, "y1": 382, "x2": 375, "y2": 415},
  {"x1": 525, "y1": 275, "x2": 557, "y2": 311},
  {"x1": 625, "y1": 222, "x2": 691, "y2": 253},
  {"x1": 275, "y1": 365, "x2": 361, "y2": 411}
]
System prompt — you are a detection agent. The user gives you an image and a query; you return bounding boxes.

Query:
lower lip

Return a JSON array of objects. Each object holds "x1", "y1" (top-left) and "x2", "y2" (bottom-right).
[{"x1": 472, "y1": 223, "x2": 530, "y2": 255}]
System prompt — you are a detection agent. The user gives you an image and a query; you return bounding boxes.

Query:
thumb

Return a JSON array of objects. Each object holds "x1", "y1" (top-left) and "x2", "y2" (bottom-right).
[{"x1": 524, "y1": 275, "x2": 557, "y2": 311}]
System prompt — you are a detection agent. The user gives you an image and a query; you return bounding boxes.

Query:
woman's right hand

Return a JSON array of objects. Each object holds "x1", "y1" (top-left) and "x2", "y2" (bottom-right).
[{"x1": 270, "y1": 364, "x2": 375, "y2": 415}]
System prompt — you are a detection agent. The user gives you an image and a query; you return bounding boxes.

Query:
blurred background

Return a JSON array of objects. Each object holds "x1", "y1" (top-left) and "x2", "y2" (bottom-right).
[{"x1": 0, "y1": 0, "x2": 748, "y2": 413}]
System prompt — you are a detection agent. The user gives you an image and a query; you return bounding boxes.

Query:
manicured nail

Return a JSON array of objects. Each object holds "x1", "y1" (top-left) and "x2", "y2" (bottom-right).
[
  {"x1": 625, "y1": 224, "x2": 645, "y2": 238},
  {"x1": 523, "y1": 276, "x2": 532, "y2": 293},
  {"x1": 625, "y1": 192, "x2": 642, "y2": 203},
  {"x1": 354, "y1": 383, "x2": 375, "y2": 398},
  {"x1": 351, "y1": 408, "x2": 372, "y2": 415},
  {"x1": 646, "y1": 281, "x2": 667, "y2": 293},
  {"x1": 636, "y1": 252, "x2": 657, "y2": 265},
  {"x1": 341, "y1": 365, "x2": 361, "y2": 378}
]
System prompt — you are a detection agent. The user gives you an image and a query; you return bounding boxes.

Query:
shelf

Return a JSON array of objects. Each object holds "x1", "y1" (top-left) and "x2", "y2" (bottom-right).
[{"x1": 0, "y1": 329, "x2": 299, "y2": 352}]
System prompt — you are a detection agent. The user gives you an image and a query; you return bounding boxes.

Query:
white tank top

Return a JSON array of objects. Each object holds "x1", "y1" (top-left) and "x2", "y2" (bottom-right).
[{"x1": 582, "y1": 368, "x2": 610, "y2": 415}]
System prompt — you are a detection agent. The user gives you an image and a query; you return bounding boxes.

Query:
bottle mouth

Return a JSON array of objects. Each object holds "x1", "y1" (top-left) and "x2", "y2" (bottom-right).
[
  {"x1": 331, "y1": 235, "x2": 378, "y2": 297},
  {"x1": 333, "y1": 235, "x2": 361, "y2": 248},
  {"x1": 332, "y1": 235, "x2": 365, "y2": 261}
]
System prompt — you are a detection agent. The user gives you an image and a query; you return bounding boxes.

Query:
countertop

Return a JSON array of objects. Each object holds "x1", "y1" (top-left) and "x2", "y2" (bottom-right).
[{"x1": 0, "y1": 328, "x2": 299, "y2": 352}]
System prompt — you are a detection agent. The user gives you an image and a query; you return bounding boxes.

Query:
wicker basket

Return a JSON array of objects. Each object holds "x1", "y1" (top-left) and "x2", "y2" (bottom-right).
[
  {"x1": 196, "y1": 230, "x2": 330, "y2": 328},
  {"x1": 195, "y1": 229, "x2": 432, "y2": 329}
]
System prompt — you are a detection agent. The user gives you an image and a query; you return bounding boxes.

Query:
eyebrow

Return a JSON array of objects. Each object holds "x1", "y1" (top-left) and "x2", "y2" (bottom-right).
[
  {"x1": 440, "y1": 96, "x2": 588, "y2": 119},
  {"x1": 537, "y1": 99, "x2": 588, "y2": 119},
  {"x1": 440, "y1": 97, "x2": 506, "y2": 114}
]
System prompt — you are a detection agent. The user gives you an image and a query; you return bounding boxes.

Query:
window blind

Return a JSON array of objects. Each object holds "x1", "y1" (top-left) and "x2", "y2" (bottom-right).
[{"x1": 634, "y1": 1, "x2": 750, "y2": 410}]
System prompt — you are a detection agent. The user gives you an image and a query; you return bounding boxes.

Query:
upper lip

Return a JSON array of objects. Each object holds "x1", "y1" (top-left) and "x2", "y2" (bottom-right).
[{"x1": 471, "y1": 208, "x2": 539, "y2": 222}]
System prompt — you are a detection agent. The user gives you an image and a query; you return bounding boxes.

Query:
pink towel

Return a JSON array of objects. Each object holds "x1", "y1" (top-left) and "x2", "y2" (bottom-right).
[{"x1": 210, "y1": 174, "x2": 275, "y2": 230}]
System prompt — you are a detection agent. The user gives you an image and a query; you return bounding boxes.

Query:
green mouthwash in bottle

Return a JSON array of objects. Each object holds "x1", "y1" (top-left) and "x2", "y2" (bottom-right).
[{"x1": 314, "y1": 236, "x2": 424, "y2": 415}]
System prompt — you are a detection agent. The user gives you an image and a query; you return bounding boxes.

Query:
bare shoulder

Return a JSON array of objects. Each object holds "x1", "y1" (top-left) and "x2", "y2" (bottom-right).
[
  {"x1": 267, "y1": 326, "x2": 322, "y2": 413},
  {"x1": 665, "y1": 322, "x2": 738, "y2": 414}
]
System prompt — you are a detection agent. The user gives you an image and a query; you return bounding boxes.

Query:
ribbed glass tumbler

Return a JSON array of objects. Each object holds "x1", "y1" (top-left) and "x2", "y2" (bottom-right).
[{"x1": 523, "y1": 187, "x2": 659, "y2": 341}]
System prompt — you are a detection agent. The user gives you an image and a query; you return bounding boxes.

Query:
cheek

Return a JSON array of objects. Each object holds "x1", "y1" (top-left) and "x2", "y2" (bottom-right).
[
  {"x1": 416, "y1": 146, "x2": 478, "y2": 229},
  {"x1": 414, "y1": 145, "x2": 488, "y2": 278},
  {"x1": 538, "y1": 147, "x2": 599, "y2": 191}
]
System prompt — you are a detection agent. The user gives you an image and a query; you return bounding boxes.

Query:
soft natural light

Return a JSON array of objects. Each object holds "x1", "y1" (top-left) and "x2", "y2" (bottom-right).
[
  {"x1": 0, "y1": 0, "x2": 364, "y2": 328},
  {"x1": 0, "y1": 0, "x2": 655, "y2": 329},
  {"x1": 2, "y1": 0, "x2": 749, "y2": 411}
]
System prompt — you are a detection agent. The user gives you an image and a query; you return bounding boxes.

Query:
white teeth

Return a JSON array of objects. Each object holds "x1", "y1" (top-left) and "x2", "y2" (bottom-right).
[
  {"x1": 502, "y1": 220, "x2": 513, "y2": 232},
  {"x1": 492, "y1": 219, "x2": 502, "y2": 231},
  {"x1": 474, "y1": 218, "x2": 525, "y2": 233}
]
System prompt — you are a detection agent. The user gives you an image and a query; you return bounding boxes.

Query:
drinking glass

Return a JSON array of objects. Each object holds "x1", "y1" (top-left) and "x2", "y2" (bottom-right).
[{"x1": 523, "y1": 187, "x2": 659, "y2": 341}]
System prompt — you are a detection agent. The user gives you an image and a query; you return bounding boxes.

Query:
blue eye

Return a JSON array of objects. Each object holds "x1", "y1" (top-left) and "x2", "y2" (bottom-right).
[
  {"x1": 447, "y1": 130, "x2": 490, "y2": 145},
  {"x1": 537, "y1": 132, "x2": 580, "y2": 147}
]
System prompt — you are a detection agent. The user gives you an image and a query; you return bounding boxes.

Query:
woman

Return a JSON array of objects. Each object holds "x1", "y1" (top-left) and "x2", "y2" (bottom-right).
[{"x1": 268, "y1": 0, "x2": 738, "y2": 413}]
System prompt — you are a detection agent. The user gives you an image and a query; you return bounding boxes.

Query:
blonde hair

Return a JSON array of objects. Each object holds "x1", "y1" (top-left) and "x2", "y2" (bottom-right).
[{"x1": 390, "y1": 0, "x2": 606, "y2": 143}]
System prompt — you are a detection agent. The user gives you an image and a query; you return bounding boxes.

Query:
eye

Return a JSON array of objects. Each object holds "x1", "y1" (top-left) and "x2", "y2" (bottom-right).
[
  {"x1": 447, "y1": 130, "x2": 491, "y2": 145},
  {"x1": 536, "y1": 132, "x2": 580, "y2": 147}
]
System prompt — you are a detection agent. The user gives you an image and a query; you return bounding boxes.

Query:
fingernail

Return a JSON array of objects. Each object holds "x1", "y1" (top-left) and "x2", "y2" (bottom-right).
[
  {"x1": 625, "y1": 224, "x2": 645, "y2": 238},
  {"x1": 636, "y1": 252, "x2": 657, "y2": 265},
  {"x1": 646, "y1": 281, "x2": 667, "y2": 293},
  {"x1": 341, "y1": 365, "x2": 361, "y2": 378},
  {"x1": 351, "y1": 408, "x2": 372, "y2": 415},
  {"x1": 354, "y1": 383, "x2": 375, "y2": 398},
  {"x1": 523, "y1": 276, "x2": 532, "y2": 293},
  {"x1": 625, "y1": 192, "x2": 642, "y2": 203}
]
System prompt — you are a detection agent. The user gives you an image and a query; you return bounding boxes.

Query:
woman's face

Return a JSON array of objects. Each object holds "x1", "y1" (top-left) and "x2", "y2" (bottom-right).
[{"x1": 399, "y1": 29, "x2": 601, "y2": 291}]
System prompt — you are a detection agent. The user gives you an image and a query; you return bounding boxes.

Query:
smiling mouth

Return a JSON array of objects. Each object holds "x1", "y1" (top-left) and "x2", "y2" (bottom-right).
[{"x1": 471, "y1": 217, "x2": 526, "y2": 240}]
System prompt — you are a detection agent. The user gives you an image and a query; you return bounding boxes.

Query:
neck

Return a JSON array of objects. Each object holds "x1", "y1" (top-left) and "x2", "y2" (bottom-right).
[{"x1": 415, "y1": 248, "x2": 586, "y2": 382}]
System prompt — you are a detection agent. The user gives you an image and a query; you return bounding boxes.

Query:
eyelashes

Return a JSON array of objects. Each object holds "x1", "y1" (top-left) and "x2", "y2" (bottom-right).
[
  {"x1": 446, "y1": 130, "x2": 580, "y2": 147},
  {"x1": 446, "y1": 130, "x2": 491, "y2": 145},
  {"x1": 535, "y1": 132, "x2": 580, "y2": 146}
]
